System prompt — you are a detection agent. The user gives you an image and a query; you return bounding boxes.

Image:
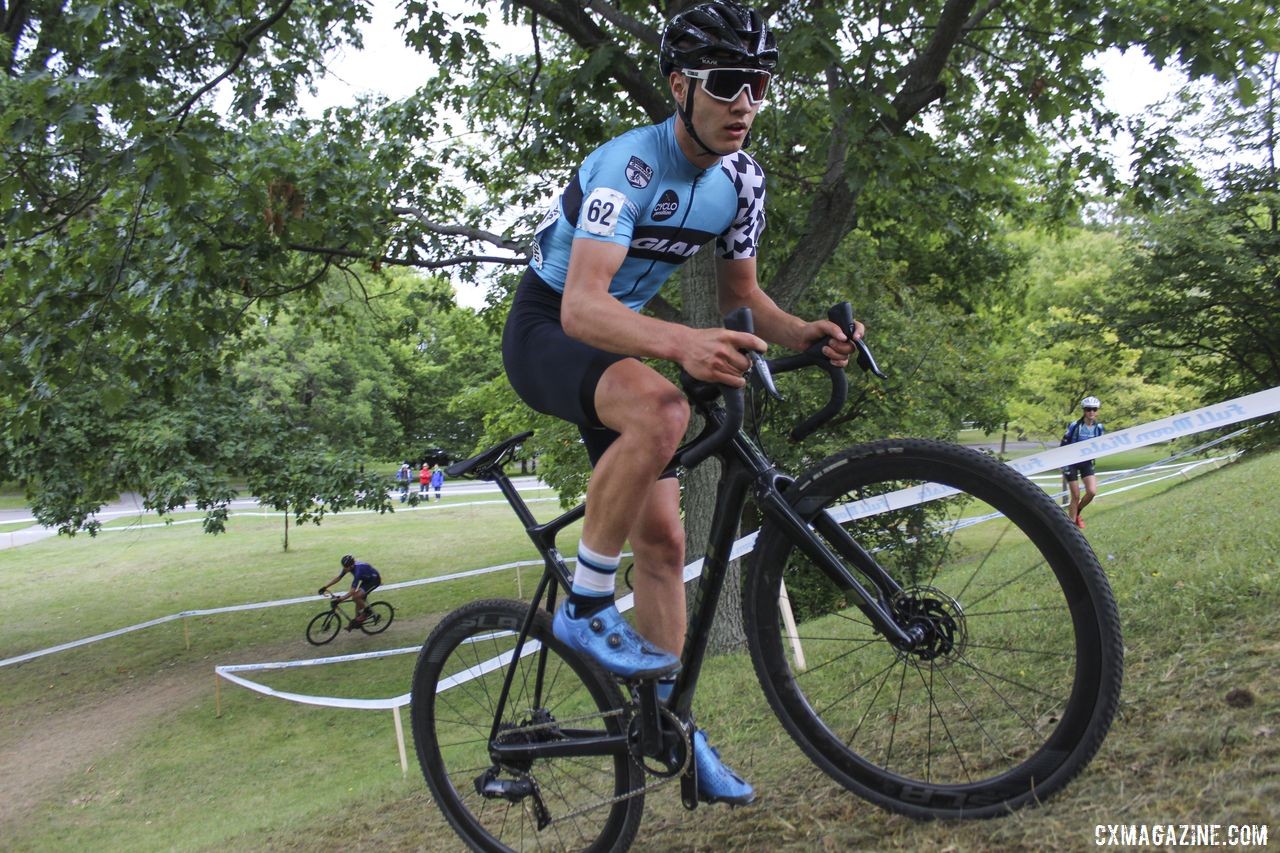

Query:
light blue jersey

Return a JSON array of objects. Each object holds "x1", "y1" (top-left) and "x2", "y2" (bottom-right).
[
  {"x1": 1064, "y1": 420, "x2": 1105, "y2": 444},
  {"x1": 529, "y1": 114, "x2": 766, "y2": 310}
]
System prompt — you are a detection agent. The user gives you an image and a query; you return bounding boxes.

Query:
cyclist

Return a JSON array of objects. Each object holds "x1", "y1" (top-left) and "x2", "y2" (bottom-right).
[
  {"x1": 319, "y1": 555, "x2": 382, "y2": 628},
  {"x1": 501, "y1": 1, "x2": 859, "y2": 806},
  {"x1": 1061, "y1": 396, "x2": 1106, "y2": 529}
]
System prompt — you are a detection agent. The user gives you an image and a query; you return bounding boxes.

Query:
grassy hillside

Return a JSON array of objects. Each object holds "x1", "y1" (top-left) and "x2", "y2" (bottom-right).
[{"x1": 0, "y1": 451, "x2": 1275, "y2": 851}]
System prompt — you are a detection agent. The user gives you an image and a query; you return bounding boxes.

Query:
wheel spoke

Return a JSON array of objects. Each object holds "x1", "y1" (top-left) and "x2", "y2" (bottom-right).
[
  {"x1": 750, "y1": 440, "x2": 1120, "y2": 817},
  {"x1": 412, "y1": 601, "x2": 644, "y2": 850}
]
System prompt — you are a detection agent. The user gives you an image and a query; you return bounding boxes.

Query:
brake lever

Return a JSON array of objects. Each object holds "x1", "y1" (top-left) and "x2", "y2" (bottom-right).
[
  {"x1": 853, "y1": 337, "x2": 886, "y2": 379},
  {"x1": 827, "y1": 302, "x2": 886, "y2": 380},
  {"x1": 749, "y1": 350, "x2": 783, "y2": 400}
]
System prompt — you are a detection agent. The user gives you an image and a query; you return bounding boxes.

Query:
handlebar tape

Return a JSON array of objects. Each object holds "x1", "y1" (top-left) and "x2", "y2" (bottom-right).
[
  {"x1": 677, "y1": 307, "x2": 754, "y2": 468},
  {"x1": 787, "y1": 339, "x2": 848, "y2": 442}
]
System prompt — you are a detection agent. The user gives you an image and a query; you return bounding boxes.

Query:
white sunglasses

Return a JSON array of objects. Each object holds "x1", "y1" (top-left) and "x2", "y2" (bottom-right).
[{"x1": 682, "y1": 67, "x2": 771, "y2": 105}]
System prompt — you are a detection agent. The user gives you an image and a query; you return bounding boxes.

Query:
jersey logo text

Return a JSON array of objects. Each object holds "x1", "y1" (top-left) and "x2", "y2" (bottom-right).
[
  {"x1": 651, "y1": 189, "x2": 680, "y2": 221},
  {"x1": 630, "y1": 237, "x2": 701, "y2": 258}
]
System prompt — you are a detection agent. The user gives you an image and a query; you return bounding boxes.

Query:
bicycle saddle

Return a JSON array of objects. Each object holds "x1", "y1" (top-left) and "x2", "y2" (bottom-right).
[{"x1": 446, "y1": 431, "x2": 534, "y2": 479}]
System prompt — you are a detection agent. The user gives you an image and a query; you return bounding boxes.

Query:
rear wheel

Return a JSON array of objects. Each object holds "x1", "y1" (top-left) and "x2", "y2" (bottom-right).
[
  {"x1": 359, "y1": 601, "x2": 394, "y2": 634},
  {"x1": 306, "y1": 610, "x2": 341, "y2": 646},
  {"x1": 412, "y1": 599, "x2": 644, "y2": 852},
  {"x1": 745, "y1": 439, "x2": 1123, "y2": 818}
]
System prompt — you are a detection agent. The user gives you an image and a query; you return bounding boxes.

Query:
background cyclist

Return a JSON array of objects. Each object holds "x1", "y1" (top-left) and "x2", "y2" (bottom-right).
[
  {"x1": 500, "y1": 1, "x2": 859, "y2": 806},
  {"x1": 1062, "y1": 396, "x2": 1106, "y2": 529},
  {"x1": 319, "y1": 554, "x2": 381, "y2": 628}
]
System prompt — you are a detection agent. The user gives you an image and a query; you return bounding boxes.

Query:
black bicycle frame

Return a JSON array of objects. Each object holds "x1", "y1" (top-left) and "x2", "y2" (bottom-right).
[{"x1": 481, "y1": 396, "x2": 923, "y2": 767}]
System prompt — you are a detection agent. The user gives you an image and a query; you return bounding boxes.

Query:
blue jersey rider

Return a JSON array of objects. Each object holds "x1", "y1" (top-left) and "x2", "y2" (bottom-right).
[
  {"x1": 319, "y1": 555, "x2": 382, "y2": 628},
  {"x1": 1061, "y1": 396, "x2": 1106, "y2": 529},
  {"x1": 501, "y1": 1, "x2": 860, "y2": 806}
]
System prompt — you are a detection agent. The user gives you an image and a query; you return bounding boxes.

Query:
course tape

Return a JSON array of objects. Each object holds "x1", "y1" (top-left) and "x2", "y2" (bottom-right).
[
  {"x1": 833, "y1": 386, "x2": 1279, "y2": 522},
  {"x1": 215, "y1": 631, "x2": 541, "y2": 710},
  {"x1": 215, "y1": 399, "x2": 1264, "y2": 712},
  {"x1": 216, "y1": 451, "x2": 1242, "y2": 709},
  {"x1": 7, "y1": 385, "x2": 1276, "y2": 683},
  {"x1": 0, "y1": 554, "x2": 561, "y2": 669},
  {"x1": 87, "y1": 496, "x2": 560, "y2": 533}
]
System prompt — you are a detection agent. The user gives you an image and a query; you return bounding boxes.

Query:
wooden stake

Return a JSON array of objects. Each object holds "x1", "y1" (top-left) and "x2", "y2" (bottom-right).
[
  {"x1": 183, "y1": 617, "x2": 191, "y2": 651},
  {"x1": 392, "y1": 705, "x2": 409, "y2": 776},
  {"x1": 778, "y1": 579, "x2": 806, "y2": 672},
  {"x1": 215, "y1": 674, "x2": 222, "y2": 718}
]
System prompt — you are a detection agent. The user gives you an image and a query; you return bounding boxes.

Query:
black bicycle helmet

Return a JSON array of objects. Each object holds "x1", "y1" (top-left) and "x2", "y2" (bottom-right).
[
  {"x1": 659, "y1": 1, "x2": 778, "y2": 76},
  {"x1": 340, "y1": 554, "x2": 355, "y2": 568}
]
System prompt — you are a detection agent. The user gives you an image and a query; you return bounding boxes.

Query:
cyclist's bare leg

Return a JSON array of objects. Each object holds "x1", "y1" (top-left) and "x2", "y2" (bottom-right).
[
  {"x1": 1078, "y1": 473, "x2": 1098, "y2": 515},
  {"x1": 1066, "y1": 478, "x2": 1082, "y2": 521},
  {"x1": 581, "y1": 360, "x2": 690, "y2": 557},
  {"x1": 352, "y1": 587, "x2": 367, "y2": 616},
  {"x1": 628, "y1": 478, "x2": 686, "y2": 656}
]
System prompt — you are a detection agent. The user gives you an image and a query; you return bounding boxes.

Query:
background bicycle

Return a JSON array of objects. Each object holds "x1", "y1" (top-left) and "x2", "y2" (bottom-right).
[{"x1": 305, "y1": 592, "x2": 394, "y2": 645}]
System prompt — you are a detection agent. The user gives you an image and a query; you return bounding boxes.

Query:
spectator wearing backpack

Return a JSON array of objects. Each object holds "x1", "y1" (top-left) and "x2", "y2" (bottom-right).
[{"x1": 1061, "y1": 396, "x2": 1105, "y2": 529}]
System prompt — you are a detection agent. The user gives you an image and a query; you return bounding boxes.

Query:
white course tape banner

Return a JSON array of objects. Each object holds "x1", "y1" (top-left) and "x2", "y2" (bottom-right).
[
  {"x1": 831, "y1": 386, "x2": 1280, "y2": 523},
  {"x1": 7, "y1": 386, "x2": 1277, "y2": 680}
]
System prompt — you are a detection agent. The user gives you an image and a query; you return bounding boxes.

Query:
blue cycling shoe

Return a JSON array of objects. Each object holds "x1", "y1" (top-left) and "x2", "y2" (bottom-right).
[
  {"x1": 552, "y1": 601, "x2": 680, "y2": 679},
  {"x1": 693, "y1": 729, "x2": 755, "y2": 806}
]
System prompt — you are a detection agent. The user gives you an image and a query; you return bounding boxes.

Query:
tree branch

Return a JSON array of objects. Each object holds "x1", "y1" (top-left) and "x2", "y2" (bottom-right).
[
  {"x1": 391, "y1": 205, "x2": 528, "y2": 254},
  {"x1": 3, "y1": 0, "x2": 32, "y2": 76},
  {"x1": 171, "y1": 0, "x2": 297, "y2": 127},
  {"x1": 585, "y1": 0, "x2": 659, "y2": 48},
  {"x1": 510, "y1": 0, "x2": 669, "y2": 122},
  {"x1": 888, "y1": 0, "x2": 978, "y2": 130},
  {"x1": 766, "y1": 1, "x2": 978, "y2": 310},
  {"x1": 218, "y1": 237, "x2": 527, "y2": 271},
  {"x1": 516, "y1": 13, "x2": 544, "y2": 136}
]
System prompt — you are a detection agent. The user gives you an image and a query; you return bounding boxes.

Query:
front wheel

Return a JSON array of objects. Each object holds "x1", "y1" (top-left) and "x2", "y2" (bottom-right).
[
  {"x1": 411, "y1": 599, "x2": 644, "y2": 852},
  {"x1": 359, "y1": 601, "x2": 394, "y2": 634},
  {"x1": 744, "y1": 439, "x2": 1123, "y2": 819},
  {"x1": 305, "y1": 610, "x2": 341, "y2": 646}
]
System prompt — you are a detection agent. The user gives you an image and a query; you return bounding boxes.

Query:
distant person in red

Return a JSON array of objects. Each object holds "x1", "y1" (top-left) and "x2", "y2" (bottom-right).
[
  {"x1": 419, "y1": 463, "x2": 430, "y2": 496},
  {"x1": 319, "y1": 555, "x2": 381, "y2": 628}
]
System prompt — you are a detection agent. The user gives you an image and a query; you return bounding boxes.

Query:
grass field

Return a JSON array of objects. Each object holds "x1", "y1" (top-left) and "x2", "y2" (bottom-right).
[{"x1": 0, "y1": 447, "x2": 1275, "y2": 851}]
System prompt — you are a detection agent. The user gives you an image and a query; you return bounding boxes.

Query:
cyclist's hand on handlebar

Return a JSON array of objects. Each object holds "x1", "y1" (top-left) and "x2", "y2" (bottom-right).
[
  {"x1": 318, "y1": 587, "x2": 327, "y2": 596},
  {"x1": 680, "y1": 327, "x2": 766, "y2": 388},
  {"x1": 800, "y1": 318, "x2": 862, "y2": 368}
]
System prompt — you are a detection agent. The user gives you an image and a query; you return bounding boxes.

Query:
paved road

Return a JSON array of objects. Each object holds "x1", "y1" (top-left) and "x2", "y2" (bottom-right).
[{"x1": 0, "y1": 476, "x2": 548, "y2": 551}]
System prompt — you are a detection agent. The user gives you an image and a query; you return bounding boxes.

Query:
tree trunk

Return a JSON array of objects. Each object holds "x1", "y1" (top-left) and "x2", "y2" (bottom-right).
[{"x1": 680, "y1": 245, "x2": 747, "y2": 654}]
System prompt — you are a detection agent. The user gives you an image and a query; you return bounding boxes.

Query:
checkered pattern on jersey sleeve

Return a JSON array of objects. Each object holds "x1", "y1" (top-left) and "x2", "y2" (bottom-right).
[{"x1": 716, "y1": 151, "x2": 766, "y2": 259}]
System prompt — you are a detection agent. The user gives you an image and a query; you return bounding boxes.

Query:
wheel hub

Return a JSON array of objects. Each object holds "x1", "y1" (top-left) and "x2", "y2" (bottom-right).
[
  {"x1": 491, "y1": 708, "x2": 559, "y2": 773},
  {"x1": 892, "y1": 586, "x2": 967, "y2": 666}
]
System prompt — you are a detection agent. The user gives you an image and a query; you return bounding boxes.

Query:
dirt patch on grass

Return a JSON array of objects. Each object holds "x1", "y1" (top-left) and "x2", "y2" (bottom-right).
[
  {"x1": 0, "y1": 671, "x2": 206, "y2": 827},
  {"x1": 0, "y1": 609, "x2": 441, "y2": 830}
]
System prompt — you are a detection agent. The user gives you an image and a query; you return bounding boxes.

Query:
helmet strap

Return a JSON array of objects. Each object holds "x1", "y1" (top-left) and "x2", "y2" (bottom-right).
[{"x1": 678, "y1": 85, "x2": 728, "y2": 159}]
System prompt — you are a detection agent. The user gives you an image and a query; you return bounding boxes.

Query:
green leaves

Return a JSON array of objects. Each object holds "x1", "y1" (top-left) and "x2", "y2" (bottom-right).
[{"x1": 5, "y1": 0, "x2": 1280, "y2": 533}]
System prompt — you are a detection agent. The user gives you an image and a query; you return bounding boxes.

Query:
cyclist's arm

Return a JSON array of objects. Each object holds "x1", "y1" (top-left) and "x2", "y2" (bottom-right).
[
  {"x1": 715, "y1": 256, "x2": 859, "y2": 364},
  {"x1": 561, "y1": 238, "x2": 763, "y2": 386}
]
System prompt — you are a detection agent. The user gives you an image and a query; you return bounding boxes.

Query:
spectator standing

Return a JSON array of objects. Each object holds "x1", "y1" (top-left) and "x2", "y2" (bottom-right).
[
  {"x1": 1061, "y1": 396, "x2": 1105, "y2": 529},
  {"x1": 396, "y1": 463, "x2": 410, "y2": 502},
  {"x1": 431, "y1": 465, "x2": 445, "y2": 501}
]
